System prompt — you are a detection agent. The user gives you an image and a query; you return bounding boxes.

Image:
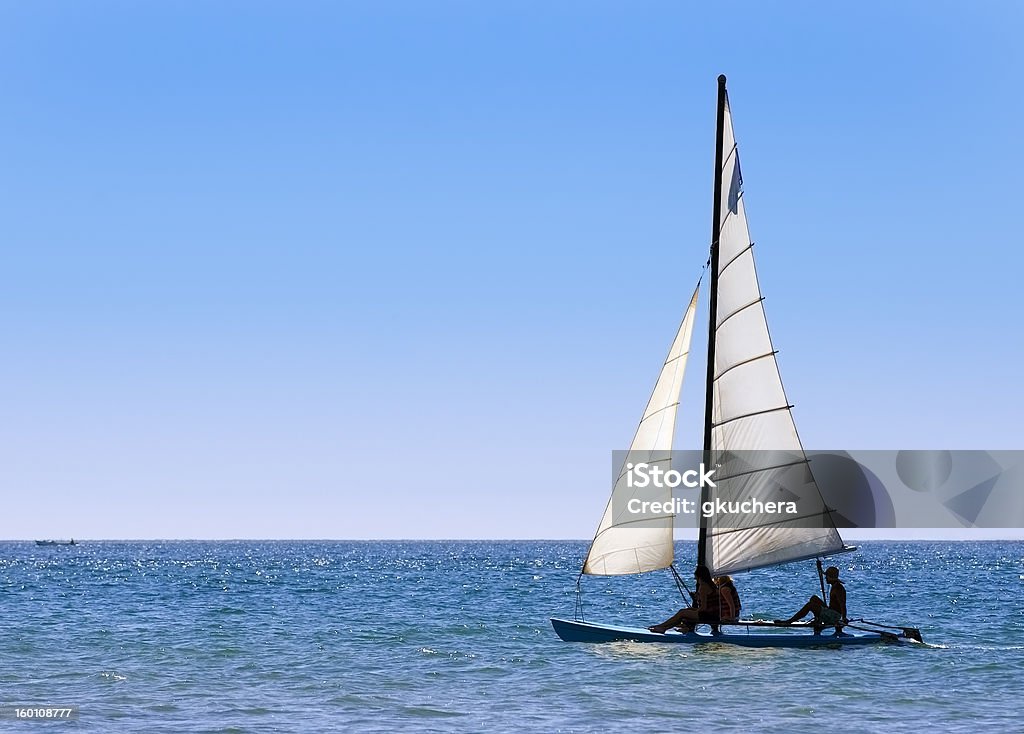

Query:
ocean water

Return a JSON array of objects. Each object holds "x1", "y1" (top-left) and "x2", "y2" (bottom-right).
[{"x1": 1, "y1": 540, "x2": 1021, "y2": 733}]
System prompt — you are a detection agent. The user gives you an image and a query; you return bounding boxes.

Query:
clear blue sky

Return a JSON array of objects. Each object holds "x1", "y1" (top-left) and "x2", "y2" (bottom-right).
[{"x1": 1, "y1": 2, "x2": 1021, "y2": 539}]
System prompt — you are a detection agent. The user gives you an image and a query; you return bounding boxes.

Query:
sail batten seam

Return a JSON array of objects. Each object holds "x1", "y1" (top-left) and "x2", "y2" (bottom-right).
[
  {"x1": 713, "y1": 404, "x2": 793, "y2": 428},
  {"x1": 718, "y1": 242, "x2": 755, "y2": 277},
  {"x1": 714, "y1": 350, "x2": 778, "y2": 382},
  {"x1": 716, "y1": 296, "x2": 765, "y2": 330}
]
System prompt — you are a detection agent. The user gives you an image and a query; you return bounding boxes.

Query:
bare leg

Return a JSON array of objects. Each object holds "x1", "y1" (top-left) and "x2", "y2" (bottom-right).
[
  {"x1": 774, "y1": 596, "x2": 824, "y2": 625},
  {"x1": 649, "y1": 607, "x2": 696, "y2": 633},
  {"x1": 673, "y1": 608, "x2": 700, "y2": 633}
]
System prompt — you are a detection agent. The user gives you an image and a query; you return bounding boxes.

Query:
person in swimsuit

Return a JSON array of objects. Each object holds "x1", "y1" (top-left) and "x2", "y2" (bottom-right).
[
  {"x1": 649, "y1": 564, "x2": 720, "y2": 634},
  {"x1": 715, "y1": 575, "x2": 741, "y2": 623},
  {"x1": 774, "y1": 566, "x2": 847, "y2": 629}
]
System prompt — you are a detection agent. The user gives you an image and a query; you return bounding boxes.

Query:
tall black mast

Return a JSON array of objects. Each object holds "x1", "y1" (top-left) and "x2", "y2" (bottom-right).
[{"x1": 697, "y1": 74, "x2": 728, "y2": 569}]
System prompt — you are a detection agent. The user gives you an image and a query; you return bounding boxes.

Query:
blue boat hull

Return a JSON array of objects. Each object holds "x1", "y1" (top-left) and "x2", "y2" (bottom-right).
[{"x1": 551, "y1": 617, "x2": 896, "y2": 648}]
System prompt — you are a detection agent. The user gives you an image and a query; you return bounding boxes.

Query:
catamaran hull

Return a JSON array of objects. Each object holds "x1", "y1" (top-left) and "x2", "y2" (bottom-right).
[{"x1": 551, "y1": 618, "x2": 897, "y2": 648}]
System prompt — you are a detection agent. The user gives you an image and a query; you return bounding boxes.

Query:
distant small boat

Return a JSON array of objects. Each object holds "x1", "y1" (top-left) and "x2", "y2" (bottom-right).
[{"x1": 35, "y1": 539, "x2": 77, "y2": 546}]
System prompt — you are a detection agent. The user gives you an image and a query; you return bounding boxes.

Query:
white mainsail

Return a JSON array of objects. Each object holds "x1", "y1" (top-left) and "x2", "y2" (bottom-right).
[
  {"x1": 703, "y1": 92, "x2": 845, "y2": 575},
  {"x1": 582, "y1": 286, "x2": 700, "y2": 576}
]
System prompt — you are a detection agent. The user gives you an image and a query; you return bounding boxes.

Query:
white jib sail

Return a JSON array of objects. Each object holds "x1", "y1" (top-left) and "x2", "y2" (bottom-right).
[
  {"x1": 583, "y1": 286, "x2": 700, "y2": 576},
  {"x1": 704, "y1": 93, "x2": 845, "y2": 575}
]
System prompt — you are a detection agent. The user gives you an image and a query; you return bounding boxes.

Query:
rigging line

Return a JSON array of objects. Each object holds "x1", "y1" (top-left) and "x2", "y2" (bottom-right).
[
  {"x1": 853, "y1": 619, "x2": 923, "y2": 641},
  {"x1": 718, "y1": 242, "x2": 754, "y2": 277},
  {"x1": 816, "y1": 558, "x2": 827, "y2": 606},
  {"x1": 670, "y1": 564, "x2": 693, "y2": 600},
  {"x1": 574, "y1": 572, "x2": 585, "y2": 622},
  {"x1": 712, "y1": 404, "x2": 793, "y2": 429},
  {"x1": 842, "y1": 623, "x2": 900, "y2": 640},
  {"x1": 853, "y1": 619, "x2": 908, "y2": 630},
  {"x1": 853, "y1": 618, "x2": 922, "y2": 631},
  {"x1": 713, "y1": 350, "x2": 778, "y2": 382},
  {"x1": 716, "y1": 296, "x2": 765, "y2": 331},
  {"x1": 710, "y1": 457, "x2": 810, "y2": 483}
]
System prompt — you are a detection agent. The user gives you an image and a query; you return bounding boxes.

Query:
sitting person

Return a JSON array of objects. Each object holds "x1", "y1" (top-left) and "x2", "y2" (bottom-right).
[
  {"x1": 774, "y1": 566, "x2": 847, "y2": 629},
  {"x1": 649, "y1": 564, "x2": 720, "y2": 634},
  {"x1": 715, "y1": 575, "x2": 741, "y2": 622}
]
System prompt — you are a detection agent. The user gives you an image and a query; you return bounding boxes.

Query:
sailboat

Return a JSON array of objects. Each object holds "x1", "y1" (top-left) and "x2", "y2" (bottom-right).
[{"x1": 551, "y1": 76, "x2": 922, "y2": 647}]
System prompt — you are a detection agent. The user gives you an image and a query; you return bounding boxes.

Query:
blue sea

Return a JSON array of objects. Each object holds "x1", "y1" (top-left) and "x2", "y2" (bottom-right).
[{"x1": 2, "y1": 540, "x2": 1022, "y2": 732}]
